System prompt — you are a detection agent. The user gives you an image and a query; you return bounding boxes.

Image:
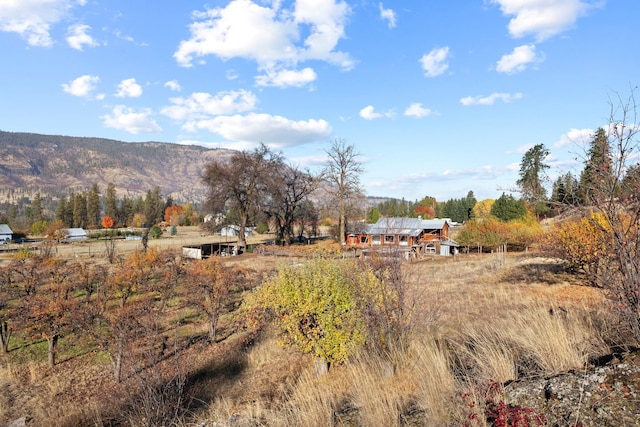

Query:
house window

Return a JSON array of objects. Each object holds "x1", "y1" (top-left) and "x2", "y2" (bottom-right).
[
  {"x1": 399, "y1": 235, "x2": 408, "y2": 246},
  {"x1": 425, "y1": 243, "x2": 436, "y2": 254},
  {"x1": 372, "y1": 235, "x2": 381, "y2": 245},
  {"x1": 384, "y1": 235, "x2": 395, "y2": 244},
  {"x1": 360, "y1": 236, "x2": 368, "y2": 244}
]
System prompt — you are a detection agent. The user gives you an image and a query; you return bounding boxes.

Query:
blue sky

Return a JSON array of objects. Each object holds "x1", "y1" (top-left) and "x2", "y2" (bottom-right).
[{"x1": 1, "y1": 0, "x2": 638, "y2": 202}]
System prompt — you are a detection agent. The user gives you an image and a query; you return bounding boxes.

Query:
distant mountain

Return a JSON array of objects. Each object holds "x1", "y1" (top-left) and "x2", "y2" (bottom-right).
[{"x1": 0, "y1": 130, "x2": 234, "y2": 203}]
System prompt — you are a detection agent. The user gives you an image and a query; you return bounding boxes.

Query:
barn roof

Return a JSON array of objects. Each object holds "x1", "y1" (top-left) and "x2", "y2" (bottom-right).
[
  {"x1": 421, "y1": 219, "x2": 448, "y2": 230},
  {"x1": 0, "y1": 224, "x2": 13, "y2": 235},
  {"x1": 65, "y1": 228, "x2": 87, "y2": 235},
  {"x1": 367, "y1": 217, "x2": 424, "y2": 237}
]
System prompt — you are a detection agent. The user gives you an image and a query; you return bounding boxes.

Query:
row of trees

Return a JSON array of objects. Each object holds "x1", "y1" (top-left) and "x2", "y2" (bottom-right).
[
  {"x1": 367, "y1": 192, "x2": 477, "y2": 224},
  {"x1": 202, "y1": 139, "x2": 365, "y2": 246},
  {"x1": 1, "y1": 182, "x2": 200, "y2": 237},
  {"x1": 0, "y1": 248, "x2": 254, "y2": 382}
]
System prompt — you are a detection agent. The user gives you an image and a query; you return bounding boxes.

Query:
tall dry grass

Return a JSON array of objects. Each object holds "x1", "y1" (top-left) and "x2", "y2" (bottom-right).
[
  {"x1": 265, "y1": 253, "x2": 612, "y2": 426},
  {"x1": 1, "y1": 252, "x2": 615, "y2": 426}
]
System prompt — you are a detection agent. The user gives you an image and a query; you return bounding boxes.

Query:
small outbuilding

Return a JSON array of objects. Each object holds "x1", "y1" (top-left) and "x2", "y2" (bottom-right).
[
  {"x1": 220, "y1": 225, "x2": 254, "y2": 239},
  {"x1": 182, "y1": 242, "x2": 242, "y2": 260},
  {"x1": 0, "y1": 224, "x2": 13, "y2": 243},
  {"x1": 63, "y1": 228, "x2": 88, "y2": 242}
]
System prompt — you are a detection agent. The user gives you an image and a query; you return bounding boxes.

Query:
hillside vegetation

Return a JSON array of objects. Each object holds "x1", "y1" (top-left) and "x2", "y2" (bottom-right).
[{"x1": 0, "y1": 131, "x2": 234, "y2": 203}]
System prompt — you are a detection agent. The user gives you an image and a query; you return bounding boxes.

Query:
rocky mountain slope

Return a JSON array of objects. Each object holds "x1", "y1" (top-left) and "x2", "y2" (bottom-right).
[{"x1": 0, "y1": 130, "x2": 234, "y2": 203}]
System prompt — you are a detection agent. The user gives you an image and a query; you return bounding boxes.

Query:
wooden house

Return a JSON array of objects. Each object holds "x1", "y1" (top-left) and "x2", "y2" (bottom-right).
[{"x1": 346, "y1": 217, "x2": 458, "y2": 257}]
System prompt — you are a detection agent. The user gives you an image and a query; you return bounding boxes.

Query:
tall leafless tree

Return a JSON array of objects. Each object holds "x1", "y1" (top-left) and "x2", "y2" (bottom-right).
[
  {"x1": 202, "y1": 144, "x2": 282, "y2": 248},
  {"x1": 323, "y1": 139, "x2": 365, "y2": 245},
  {"x1": 264, "y1": 164, "x2": 320, "y2": 244},
  {"x1": 583, "y1": 88, "x2": 640, "y2": 341}
]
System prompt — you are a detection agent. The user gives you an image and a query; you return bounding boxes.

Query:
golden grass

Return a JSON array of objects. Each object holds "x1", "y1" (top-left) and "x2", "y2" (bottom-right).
[
  {"x1": 0, "y1": 251, "x2": 616, "y2": 426},
  {"x1": 187, "y1": 252, "x2": 615, "y2": 426}
]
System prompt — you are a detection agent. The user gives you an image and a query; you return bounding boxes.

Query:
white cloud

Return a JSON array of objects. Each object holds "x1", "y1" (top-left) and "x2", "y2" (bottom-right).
[
  {"x1": 490, "y1": 0, "x2": 598, "y2": 41},
  {"x1": 495, "y1": 44, "x2": 543, "y2": 74},
  {"x1": 174, "y1": 0, "x2": 353, "y2": 74},
  {"x1": 379, "y1": 3, "x2": 396, "y2": 28},
  {"x1": 255, "y1": 67, "x2": 317, "y2": 88},
  {"x1": 161, "y1": 90, "x2": 257, "y2": 121},
  {"x1": 420, "y1": 47, "x2": 450, "y2": 77},
  {"x1": 101, "y1": 105, "x2": 162, "y2": 134},
  {"x1": 404, "y1": 103, "x2": 432, "y2": 118},
  {"x1": 183, "y1": 113, "x2": 332, "y2": 148},
  {"x1": 553, "y1": 127, "x2": 594, "y2": 148},
  {"x1": 359, "y1": 105, "x2": 394, "y2": 120},
  {"x1": 66, "y1": 23, "x2": 98, "y2": 50},
  {"x1": 460, "y1": 92, "x2": 523, "y2": 106},
  {"x1": 0, "y1": 0, "x2": 84, "y2": 47},
  {"x1": 360, "y1": 106, "x2": 381, "y2": 120},
  {"x1": 164, "y1": 80, "x2": 181, "y2": 92},
  {"x1": 115, "y1": 78, "x2": 143, "y2": 98},
  {"x1": 61, "y1": 74, "x2": 100, "y2": 97}
]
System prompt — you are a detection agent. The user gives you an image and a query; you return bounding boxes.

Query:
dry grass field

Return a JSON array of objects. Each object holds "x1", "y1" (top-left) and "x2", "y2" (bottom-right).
[{"x1": 0, "y1": 237, "x2": 626, "y2": 426}]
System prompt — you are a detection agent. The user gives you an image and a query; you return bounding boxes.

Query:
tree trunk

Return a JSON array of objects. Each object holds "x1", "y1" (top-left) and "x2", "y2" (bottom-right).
[
  {"x1": 338, "y1": 197, "x2": 346, "y2": 245},
  {"x1": 141, "y1": 228, "x2": 150, "y2": 253},
  {"x1": 113, "y1": 339, "x2": 124, "y2": 383},
  {"x1": 208, "y1": 318, "x2": 218, "y2": 343},
  {"x1": 0, "y1": 321, "x2": 11, "y2": 353},
  {"x1": 238, "y1": 217, "x2": 247, "y2": 248},
  {"x1": 47, "y1": 335, "x2": 59, "y2": 368}
]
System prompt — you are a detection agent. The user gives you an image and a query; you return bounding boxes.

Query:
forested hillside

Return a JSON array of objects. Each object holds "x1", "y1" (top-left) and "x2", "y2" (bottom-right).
[{"x1": 0, "y1": 130, "x2": 234, "y2": 203}]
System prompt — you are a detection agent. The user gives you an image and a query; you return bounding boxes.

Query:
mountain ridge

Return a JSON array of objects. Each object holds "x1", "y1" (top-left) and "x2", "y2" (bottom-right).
[{"x1": 0, "y1": 130, "x2": 234, "y2": 203}]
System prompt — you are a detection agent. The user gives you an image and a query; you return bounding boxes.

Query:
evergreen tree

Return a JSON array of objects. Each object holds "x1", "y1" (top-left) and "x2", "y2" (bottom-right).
[
  {"x1": 63, "y1": 193, "x2": 75, "y2": 226},
  {"x1": 490, "y1": 193, "x2": 527, "y2": 221},
  {"x1": 87, "y1": 183, "x2": 101, "y2": 229},
  {"x1": 551, "y1": 172, "x2": 579, "y2": 205},
  {"x1": 56, "y1": 196, "x2": 69, "y2": 226},
  {"x1": 621, "y1": 163, "x2": 640, "y2": 201},
  {"x1": 579, "y1": 128, "x2": 613, "y2": 203},
  {"x1": 551, "y1": 176, "x2": 566, "y2": 204},
  {"x1": 144, "y1": 187, "x2": 164, "y2": 226},
  {"x1": 105, "y1": 183, "x2": 117, "y2": 220},
  {"x1": 465, "y1": 191, "x2": 477, "y2": 220},
  {"x1": 517, "y1": 143, "x2": 549, "y2": 217},
  {"x1": 366, "y1": 207, "x2": 381, "y2": 224},
  {"x1": 120, "y1": 196, "x2": 135, "y2": 227},
  {"x1": 30, "y1": 193, "x2": 44, "y2": 223},
  {"x1": 73, "y1": 193, "x2": 88, "y2": 228}
]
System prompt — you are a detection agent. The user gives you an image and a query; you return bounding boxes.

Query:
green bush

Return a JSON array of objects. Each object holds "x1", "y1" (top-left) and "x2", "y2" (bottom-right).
[
  {"x1": 149, "y1": 225, "x2": 163, "y2": 239},
  {"x1": 247, "y1": 258, "x2": 379, "y2": 364},
  {"x1": 254, "y1": 222, "x2": 269, "y2": 234}
]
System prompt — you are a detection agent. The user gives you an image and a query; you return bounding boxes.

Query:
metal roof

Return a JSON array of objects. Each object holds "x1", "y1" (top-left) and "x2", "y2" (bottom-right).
[
  {"x1": 65, "y1": 228, "x2": 87, "y2": 237},
  {"x1": 367, "y1": 217, "x2": 425, "y2": 237},
  {"x1": 421, "y1": 219, "x2": 447, "y2": 230},
  {"x1": 0, "y1": 224, "x2": 13, "y2": 235}
]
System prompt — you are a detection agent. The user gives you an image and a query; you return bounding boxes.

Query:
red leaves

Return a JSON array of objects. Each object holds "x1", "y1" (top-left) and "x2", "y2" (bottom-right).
[{"x1": 101, "y1": 215, "x2": 115, "y2": 229}]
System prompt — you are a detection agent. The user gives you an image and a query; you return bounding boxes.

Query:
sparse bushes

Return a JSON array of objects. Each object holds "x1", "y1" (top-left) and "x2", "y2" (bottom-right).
[{"x1": 542, "y1": 212, "x2": 609, "y2": 280}]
